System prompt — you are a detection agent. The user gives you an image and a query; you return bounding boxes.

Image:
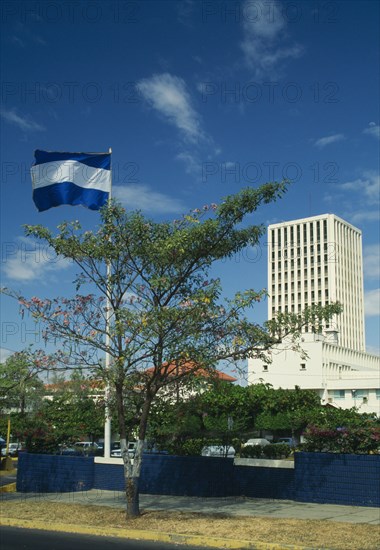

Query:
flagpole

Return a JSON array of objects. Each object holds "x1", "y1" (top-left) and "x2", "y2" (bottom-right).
[{"x1": 104, "y1": 146, "x2": 112, "y2": 459}]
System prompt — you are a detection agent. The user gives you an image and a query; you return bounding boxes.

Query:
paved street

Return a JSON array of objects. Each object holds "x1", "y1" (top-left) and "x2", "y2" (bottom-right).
[
  {"x1": 0, "y1": 471, "x2": 16, "y2": 487},
  {"x1": 1, "y1": 527, "x2": 207, "y2": 550}
]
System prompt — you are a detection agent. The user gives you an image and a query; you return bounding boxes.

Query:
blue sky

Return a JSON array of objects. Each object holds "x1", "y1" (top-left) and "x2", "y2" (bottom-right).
[{"x1": 1, "y1": 0, "x2": 379, "y2": 368}]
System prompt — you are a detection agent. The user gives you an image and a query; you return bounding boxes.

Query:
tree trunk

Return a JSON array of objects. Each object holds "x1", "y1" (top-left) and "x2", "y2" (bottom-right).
[
  {"x1": 126, "y1": 476, "x2": 139, "y2": 517},
  {"x1": 122, "y1": 397, "x2": 153, "y2": 518}
]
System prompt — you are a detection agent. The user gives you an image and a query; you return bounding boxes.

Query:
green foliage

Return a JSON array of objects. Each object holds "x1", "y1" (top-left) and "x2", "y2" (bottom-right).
[
  {"x1": 2, "y1": 181, "x2": 343, "y2": 516},
  {"x1": 262, "y1": 443, "x2": 291, "y2": 459},
  {"x1": 302, "y1": 424, "x2": 380, "y2": 454},
  {"x1": 0, "y1": 351, "x2": 44, "y2": 415},
  {"x1": 304, "y1": 406, "x2": 377, "y2": 429},
  {"x1": 175, "y1": 438, "x2": 205, "y2": 456},
  {"x1": 239, "y1": 443, "x2": 292, "y2": 459},
  {"x1": 301, "y1": 408, "x2": 380, "y2": 454},
  {"x1": 240, "y1": 444, "x2": 264, "y2": 458}
]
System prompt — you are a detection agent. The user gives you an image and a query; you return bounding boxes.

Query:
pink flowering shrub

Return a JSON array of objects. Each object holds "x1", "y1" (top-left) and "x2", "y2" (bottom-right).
[{"x1": 302, "y1": 424, "x2": 380, "y2": 454}]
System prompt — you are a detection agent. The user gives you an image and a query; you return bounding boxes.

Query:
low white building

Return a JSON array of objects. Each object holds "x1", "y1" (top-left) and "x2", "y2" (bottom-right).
[{"x1": 248, "y1": 333, "x2": 380, "y2": 415}]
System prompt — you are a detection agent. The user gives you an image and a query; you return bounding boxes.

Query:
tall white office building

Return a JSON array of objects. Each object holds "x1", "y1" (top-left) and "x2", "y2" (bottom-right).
[
  {"x1": 248, "y1": 214, "x2": 380, "y2": 414},
  {"x1": 268, "y1": 214, "x2": 365, "y2": 351}
]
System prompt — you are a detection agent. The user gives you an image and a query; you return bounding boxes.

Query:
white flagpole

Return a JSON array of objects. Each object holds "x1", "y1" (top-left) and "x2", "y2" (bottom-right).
[{"x1": 104, "y1": 146, "x2": 112, "y2": 459}]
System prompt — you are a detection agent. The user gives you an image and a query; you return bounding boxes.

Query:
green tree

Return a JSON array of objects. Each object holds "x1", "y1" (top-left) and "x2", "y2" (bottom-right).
[
  {"x1": 255, "y1": 386, "x2": 322, "y2": 439},
  {"x1": 42, "y1": 373, "x2": 105, "y2": 445},
  {"x1": 2, "y1": 181, "x2": 342, "y2": 517},
  {"x1": 0, "y1": 351, "x2": 44, "y2": 415}
]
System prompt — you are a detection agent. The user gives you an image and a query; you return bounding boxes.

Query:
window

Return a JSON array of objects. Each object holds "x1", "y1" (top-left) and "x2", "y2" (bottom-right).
[
  {"x1": 354, "y1": 390, "x2": 369, "y2": 400},
  {"x1": 332, "y1": 390, "x2": 345, "y2": 399},
  {"x1": 300, "y1": 363, "x2": 306, "y2": 370},
  {"x1": 376, "y1": 389, "x2": 380, "y2": 400},
  {"x1": 263, "y1": 365, "x2": 268, "y2": 372}
]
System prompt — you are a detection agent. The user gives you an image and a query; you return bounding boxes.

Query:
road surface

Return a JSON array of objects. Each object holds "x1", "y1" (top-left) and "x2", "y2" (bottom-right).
[{"x1": 1, "y1": 527, "x2": 209, "y2": 550}]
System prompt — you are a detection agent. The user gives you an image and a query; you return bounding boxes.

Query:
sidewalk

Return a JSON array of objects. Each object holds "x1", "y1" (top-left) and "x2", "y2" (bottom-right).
[{"x1": 2, "y1": 489, "x2": 379, "y2": 524}]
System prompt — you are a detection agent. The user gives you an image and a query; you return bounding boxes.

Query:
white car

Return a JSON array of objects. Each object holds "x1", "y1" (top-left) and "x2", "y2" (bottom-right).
[
  {"x1": 110, "y1": 442, "x2": 136, "y2": 458},
  {"x1": 243, "y1": 438, "x2": 271, "y2": 447},
  {"x1": 74, "y1": 442, "x2": 100, "y2": 453},
  {"x1": 201, "y1": 445, "x2": 235, "y2": 458},
  {"x1": 1, "y1": 442, "x2": 22, "y2": 456}
]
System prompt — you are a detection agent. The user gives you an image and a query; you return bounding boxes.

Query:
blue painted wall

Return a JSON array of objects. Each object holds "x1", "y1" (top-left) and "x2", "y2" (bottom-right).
[
  {"x1": 17, "y1": 452, "x2": 380, "y2": 507},
  {"x1": 295, "y1": 452, "x2": 380, "y2": 507},
  {"x1": 234, "y1": 465, "x2": 295, "y2": 500},
  {"x1": 95, "y1": 454, "x2": 234, "y2": 496},
  {"x1": 17, "y1": 453, "x2": 94, "y2": 493}
]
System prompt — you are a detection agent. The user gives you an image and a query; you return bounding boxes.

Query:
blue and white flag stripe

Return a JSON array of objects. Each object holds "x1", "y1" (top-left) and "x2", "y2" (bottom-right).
[{"x1": 31, "y1": 150, "x2": 111, "y2": 212}]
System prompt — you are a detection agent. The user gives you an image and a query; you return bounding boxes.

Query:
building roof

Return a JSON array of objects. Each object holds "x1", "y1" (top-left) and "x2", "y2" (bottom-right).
[{"x1": 145, "y1": 360, "x2": 237, "y2": 382}]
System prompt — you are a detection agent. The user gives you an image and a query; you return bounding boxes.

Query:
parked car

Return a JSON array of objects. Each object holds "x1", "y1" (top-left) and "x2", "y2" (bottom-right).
[
  {"x1": 1, "y1": 442, "x2": 23, "y2": 457},
  {"x1": 277, "y1": 437, "x2": 296, "y2": 447},
  {"x1": 74, "y1": 442, "x2": 101, "y2": 455},
  {"x1": 58, "y1": 445, "x2": 83, "y2": 456},
  {"x1": 201, "y1": 445, "x2": 235, "y2": 458},
  {"x1": 110, "y1": 441, "x2": 136, "y2": 458},
  {"x1": 243, "y1": 438, "x2": 271, "y2": 447}
]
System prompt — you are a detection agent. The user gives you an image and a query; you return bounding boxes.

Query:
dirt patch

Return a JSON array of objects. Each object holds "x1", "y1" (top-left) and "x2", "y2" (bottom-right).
[{"x1": 1, "y1": 501, "x2": 379, "y2": 549}]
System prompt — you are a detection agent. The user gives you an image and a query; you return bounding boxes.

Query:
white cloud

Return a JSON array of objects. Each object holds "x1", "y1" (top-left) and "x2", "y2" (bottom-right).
[
  {"x1": 364, "y1": 289, "x2": 380, "y2": 317},
  {"x1": 113, "y1": 184, "x2": 184, "y2": 214},
  {"x1": 240, "y1": 0, "x2": 303, "y2": 78},
  {"x1": 1, "y1": 237, "x2": 71, "y2": 282},
  {"x1": 314, "y1": 133, "x2": 345, "y2": 148},
  {"x1": 349, "y1": 210, "x2": 380, "y2": 224},
  {"x1": 176, "y1": 151, "x2": 201, "y2": 176},
  {"x1": 0, "y1": 108, "x2": 45, "y2": 132},
  {"x1": 136, "y1": 73, "x2": 204, "y2": 143},
  {"x1": 363, "y1": 122, "x2": 380, "y2": 140},
  {"x1": 364, "y1": 244, "x2": 380, "y2": 279},
  {"x1": 177, "y1": 0, "x2": 195, "y2": 25},
  {"x1": 340, "y1": 171, "x2": 379, "y2": 203}
]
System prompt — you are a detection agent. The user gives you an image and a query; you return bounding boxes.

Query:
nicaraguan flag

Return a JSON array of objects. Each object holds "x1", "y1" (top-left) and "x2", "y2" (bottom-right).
[{"x1": 31, "y1": 150, "x2": 111, "y2": 212}]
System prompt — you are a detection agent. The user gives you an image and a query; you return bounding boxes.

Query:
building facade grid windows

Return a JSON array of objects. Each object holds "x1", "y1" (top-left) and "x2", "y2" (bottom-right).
[{"x1": 267, "y1": 214, "x2": 365, "y2": 351}]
